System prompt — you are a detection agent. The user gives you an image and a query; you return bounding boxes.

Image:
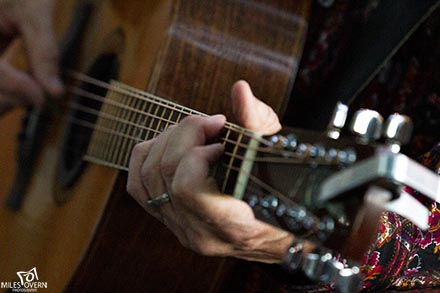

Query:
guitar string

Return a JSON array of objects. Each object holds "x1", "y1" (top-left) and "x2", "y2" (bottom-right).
[
  {"x1": 66, "y1": 91, "x2": 302, "y2": 158},
  {"x1": 65, "y1": 117, "x2": 337, "y2": 168},
  {"x1": 60, "y1": 121, "x2": 278, "y2": 197},
  {"x1": 68, "y1": 102, "x2": 257, "y2": 154},
  {"x1": 67, "y1": 71, "x2": 273, "y2": 147},
  {"x1": 65, "y1": 83, "x2": 341, "y2": 166},
  {"x1": 66, "y1": 116, "x2": 318, "y2": 167},
  {"x1": 63, "y1": 72, "x2": 322, "y2": 196},
  {"x1": 67, "y1": 85, "x2": 303, "y2": 156}
]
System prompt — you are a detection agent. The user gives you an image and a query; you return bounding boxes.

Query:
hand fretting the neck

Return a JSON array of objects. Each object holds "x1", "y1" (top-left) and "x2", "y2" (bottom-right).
[{"x1": 73, "y1": 74, "x2": 261, "y2": 197}]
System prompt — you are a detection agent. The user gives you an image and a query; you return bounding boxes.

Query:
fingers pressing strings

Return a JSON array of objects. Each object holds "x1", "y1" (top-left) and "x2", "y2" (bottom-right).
[{"x1": 65, "y1": 75, "x2": 288, "y2": 202}]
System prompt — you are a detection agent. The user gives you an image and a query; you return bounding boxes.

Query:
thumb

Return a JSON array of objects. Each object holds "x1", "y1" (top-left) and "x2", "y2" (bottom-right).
[{"x1": 231, "y1": 80, "x2": 281, "y2": 135}]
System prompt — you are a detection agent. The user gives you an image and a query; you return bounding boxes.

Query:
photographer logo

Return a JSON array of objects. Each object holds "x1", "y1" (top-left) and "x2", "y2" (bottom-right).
[{"x1": 1, "y1": 267, "x2": 48, "y2": 292}]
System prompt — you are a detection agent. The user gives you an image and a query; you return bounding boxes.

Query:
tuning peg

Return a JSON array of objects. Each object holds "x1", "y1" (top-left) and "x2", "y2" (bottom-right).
[
  {"x1": 286, "y1": 134, "x2": 298, "y2": 149},
  {"x1": 269, "y1": 135, "x2": 288, "y2": 148},
  {"x1": 269, "y1": 134, "x2": 298, "y2": 150},
  {"x1": 349, "y1": 109, "x2": 383, "y2": 144},
  {"x1": 383, "y1": 113, "x2": 413, "y2": 153},
  {"x1": 327, "y1": 102, "x2": 348, "y2": 139}
]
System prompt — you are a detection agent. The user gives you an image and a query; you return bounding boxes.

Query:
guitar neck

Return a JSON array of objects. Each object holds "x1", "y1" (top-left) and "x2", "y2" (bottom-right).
[{"x1": 79, "y1": 76, "x2": 259, "y2": 195}]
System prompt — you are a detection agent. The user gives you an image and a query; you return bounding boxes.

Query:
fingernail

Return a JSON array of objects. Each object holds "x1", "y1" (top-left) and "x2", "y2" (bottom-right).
[{"x1": 210, "y1": 114, "x2": 226, "y2": 122}]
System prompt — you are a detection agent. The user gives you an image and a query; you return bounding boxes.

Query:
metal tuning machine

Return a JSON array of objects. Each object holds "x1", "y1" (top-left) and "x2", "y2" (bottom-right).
[
  {"x1": 327, "y1": 102, "x2": 348, "y2": 140},
  {"x1": 382, "y1": 113, "x2": 413, "y2": 153},
  {"x1": 283, "y1": 248, "x2": 363, "y2": 293},
  {"x1": 349, "y1": 109, "x2": 383, "y2": 144}
]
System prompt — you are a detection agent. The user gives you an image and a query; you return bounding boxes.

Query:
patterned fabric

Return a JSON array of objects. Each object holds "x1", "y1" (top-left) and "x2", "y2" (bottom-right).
[
  {"x1": 362, "y1": 145, "x2": 440, "y2": 291},
  {"x1": 289, "y1": 0, "x2": 440, "y2": 291}
]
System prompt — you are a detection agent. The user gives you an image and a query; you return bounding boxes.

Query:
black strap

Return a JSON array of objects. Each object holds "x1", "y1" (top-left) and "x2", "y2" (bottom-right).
[{"x1": 292, "y1": 0, "x2": 440, "y2": 131}]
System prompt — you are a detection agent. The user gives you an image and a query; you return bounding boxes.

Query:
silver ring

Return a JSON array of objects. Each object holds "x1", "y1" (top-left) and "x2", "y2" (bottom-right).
[{"x1": 146, "y1": 193, "x2": 171, "y2": 208}]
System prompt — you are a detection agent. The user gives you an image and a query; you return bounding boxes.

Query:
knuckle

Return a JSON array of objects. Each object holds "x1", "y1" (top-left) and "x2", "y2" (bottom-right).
[
  {"x1": 126, "y1": 184, "x2": 142, "y2": 203},
  {"x1": 170, "y1": 169, "x2": 191, "y2": 196},
  {"x1": 132, "y1": 141, "x2": 149, "y2": 154},
  {"x1": 140, "y1": 165, "x2": 156, "y2": 184},
  {"x1": 131, "y1": 142, "x2": 146, "y2": 160},
  {"x1": 160, "y1": 157, "x2": 175, "y2": 179},
  {"x1": 131, "y1": 143, "x2": 142, "y2": 157},
  {"x1": 180, "y1": 115, "x2": 200, "y2": 126},
  {"x1": 171, "y1": 176, "x2": 192, "y2": 199}
]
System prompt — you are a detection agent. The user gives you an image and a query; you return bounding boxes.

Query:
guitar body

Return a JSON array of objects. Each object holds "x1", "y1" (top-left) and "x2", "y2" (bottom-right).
[{"x1": 0, "y1": 0, "x2": 310, "y2": 291}]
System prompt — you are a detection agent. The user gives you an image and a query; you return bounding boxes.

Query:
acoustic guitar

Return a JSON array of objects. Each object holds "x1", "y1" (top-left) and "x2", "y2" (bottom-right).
[
  {"x1": 0, "y1": 0, "x2": 313, "y2": 291},
  {"x1": 2, "y1": 0, "x2": 438, "y2": 292}
]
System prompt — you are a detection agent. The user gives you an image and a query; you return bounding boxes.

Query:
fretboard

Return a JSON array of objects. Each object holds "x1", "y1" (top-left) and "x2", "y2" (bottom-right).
[{"x1": 76, "y1": 77, "x2": 260, "y2": 196}]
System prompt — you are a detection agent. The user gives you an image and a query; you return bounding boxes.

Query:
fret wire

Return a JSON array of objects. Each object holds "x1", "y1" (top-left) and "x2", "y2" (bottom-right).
[
  {"x1": 155, "y1": 103, "x2": 167, "y2": 135},
  {"x1": 224, "y1": 130, "x2": 244, "y2": 193},
  {"x1": 226, "y1": 164, "x2": 285, "y2": 199},
  {"x1": 100, "y1": 90, "x2": 118, "y2": 161},
  {"x1": 110, "y1": 91, "x2": 130, "y2": 166},
  {"x1": 220, "y1": 128, "x2": 232, "y2": 193},
  {"x1": 141, "y1": 95, "x2": 155, "y2": 138},
  {"x1": 115, "y1": 80, "x2": 206, "y2": 117},
  {"x1": 111, "y1": 79, "x2": 206, "y2": 119},
  {"x1": 123, "y1": 89, "x2": 150, "y2": 168},
  {"x1": 176, "y1": 107, "x2": 184, "y2": 123},
  {"x1": 113, "y1": 91, "x2": 131, "y2": 164},
  {"x1": 109, "y1": 91, "x2": 129, "y2": 165},
  {"x1": 146, "y1": 102, "x2": 161, "y2": 140},
  {"x1": 116, "y1": 92, "x2": 139, "y2": 167},
  {"x1": 88, "y1": 126, "x2": 106, "y2": 160},
  {"x1": 98, "y1": 90, "x2": 113, "y2": 161},
  {"x1": 117, "y1": 91, "x2": 134, "y2": 165},
  {"x1": 149, "y1": 103, "x2": 161, "y2": 136},
  {"x1": 126, "y1": 90, "x2": 146, "y2": 163},
  {"x1": 164, "y1": 103, "x2": 176, "y2": 130},
  {"x1": 142, "y1": 100, "x2": 155, "y2": 141},
  {"x1": 88, "y1": 89, "x2": 111, "y2": 160},
  {"x1": 117, "y1": 94, "x2": 136, "y2": 167}
]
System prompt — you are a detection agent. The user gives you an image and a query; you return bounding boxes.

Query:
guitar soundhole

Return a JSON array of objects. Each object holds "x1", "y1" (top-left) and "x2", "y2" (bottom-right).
[{"x1": 56, "y1": 53, "x2": 119, "y2": 195}]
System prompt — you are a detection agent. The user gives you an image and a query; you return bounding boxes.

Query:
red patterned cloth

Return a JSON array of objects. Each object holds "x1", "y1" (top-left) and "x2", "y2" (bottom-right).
[
  {"x1": 289, "y1": 1, "x2": 440, "y2": 290},
  {"x1": 361, "y1": 145, "x2": 440, "y2": 291}
]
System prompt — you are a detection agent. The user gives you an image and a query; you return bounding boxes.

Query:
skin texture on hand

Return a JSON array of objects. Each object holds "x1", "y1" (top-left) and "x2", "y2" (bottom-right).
[
  {"x1": 0, "y1": 0, "x2": 63, "y2": 115},
  {"x1": 127, "y1": 81, "x2": 297, "y2": 263}
]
